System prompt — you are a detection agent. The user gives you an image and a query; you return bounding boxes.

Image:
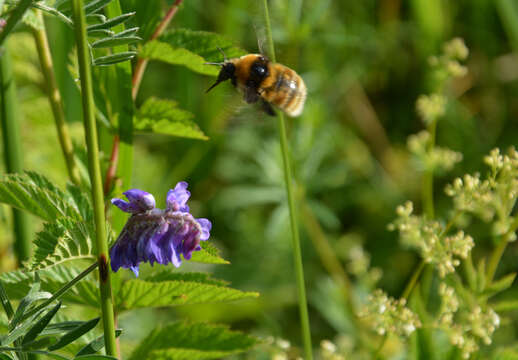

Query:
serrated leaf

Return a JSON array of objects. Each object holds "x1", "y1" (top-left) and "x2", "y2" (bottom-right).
[
  {"x1": 22, "y1": 302, "x2": 61, "y2": 345},
  {"x1": 190, "y1": 242, "x2": 229, "y2": 264},
  {"x1": 91, "y1": 36, "x2": 141, "y2": 49},
  {"x1": 93, "y1": 52, "x2": 137, "y2": 66},
  {"x1": 483, "y1": 273, "x2": 516, "y2": 298},
  {"x1": 75, "y1": 330, "x2": 122, "y2": 356},
  {"x1": 48, "y1": 318, "x2": 100, "y2": 351},
  {"x1": 0, "y1": 266, "x2": 99, "y2": 308},
  {"x1": 115, "y1": 279, "x2": 258, "y2": 312},
  {"x1": 140, "y1": 42, "x2": 216, "y2": 76},
  {"x1": 140, "y1": 29, "x2": 245, "y2": 76},
  {"x1": 144, "y1": 271, "x2": 228, "y2": 287},
  {"x1": 128, "y1": 322, "x2": 257, "y2": 360},
  {"x1": 135, "y1": 97, "x2": 207, "y2": 140},
  {"x1": 87, "y1": 12, "x2": 134, "y2": 30},
  {"x1": 30, "y1": 217, "x2": 96, "y2": 270},
  {"x1": 0, "y1": 172, "x2": 81, "y2": 221}
]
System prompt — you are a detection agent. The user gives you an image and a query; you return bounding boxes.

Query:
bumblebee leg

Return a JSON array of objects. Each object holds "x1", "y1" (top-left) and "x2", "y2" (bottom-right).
[{"x1": 261, "y1": 99, "x2": 276, "y2": 116}]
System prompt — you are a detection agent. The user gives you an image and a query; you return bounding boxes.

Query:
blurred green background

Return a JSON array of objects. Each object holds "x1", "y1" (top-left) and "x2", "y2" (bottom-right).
[{"x1": 2, "y1": 0, "x2": 518, "y2": 358}]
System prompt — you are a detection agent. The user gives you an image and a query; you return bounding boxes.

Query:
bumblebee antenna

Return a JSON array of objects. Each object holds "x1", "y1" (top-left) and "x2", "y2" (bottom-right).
[{"x1": 204, "y1": 62, "x2": 223, "y2": 66}]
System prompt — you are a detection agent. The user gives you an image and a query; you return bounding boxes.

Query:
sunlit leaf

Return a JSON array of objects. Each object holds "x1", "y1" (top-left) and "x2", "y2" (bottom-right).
[
  {"x1": 190, "y1": 242, "x2": 229, "y2": 265},
  {"x1": 128, "y1": 322, "x2": 258, "y2": 360},
  {"x1": 135, "y1": 97, "x2": 208, "y2": 140},
  {"x1": 115, "y1": 279, "x2": 258, "y2": 312}
]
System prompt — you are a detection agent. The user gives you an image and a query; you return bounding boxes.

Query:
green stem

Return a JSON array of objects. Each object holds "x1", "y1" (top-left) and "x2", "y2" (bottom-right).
[
  {"x1": 32, "y1": 11, "x2": 82, "y2": 186},
  {"x1": 262, "y1": 1, "x2": 313, "y2": 358},
  {"x1": 70, "y1": 0, "x2": 117, "y2": 355},
  {"x1": 486, "y1": 215, "x2": 518, "y2": 283},
  {"x1": 0, "y1": 44, "x2": 32, "y2": 265},
  {"x1": 21, "y1": 262, "x2": 98, "y2": 322},
  {"x1": 401, "y1": 260, "x2": 426, "y2": 300},
  {"x1": 422, "y1": 119, "x2": 437, "y2": 219},
  {"x1": 0, "y1": 0, "x2": 33, "y2": 46}
]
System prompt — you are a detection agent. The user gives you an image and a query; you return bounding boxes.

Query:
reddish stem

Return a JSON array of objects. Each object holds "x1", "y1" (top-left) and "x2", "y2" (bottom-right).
[
  {"x1": 104, "y1": 134, "x2": 120, "y2": 195},
  {"x1": 131, "y1": 0, "x2": 183, "y2": 100},
  {"x1": 105, "y1": 0, "x2": 184, "y2": 195}
]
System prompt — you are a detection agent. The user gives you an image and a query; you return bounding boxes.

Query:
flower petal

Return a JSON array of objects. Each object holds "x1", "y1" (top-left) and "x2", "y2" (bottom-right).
[
  {"x1": 197, "y1": 218, "x2": 212, "y2": 241},
  {"x1": 123, "y1": 189, "x2": 156, "y2": 211},
  {"x1": 166, "y1": 182, "x2": 191, "y2": 212}
]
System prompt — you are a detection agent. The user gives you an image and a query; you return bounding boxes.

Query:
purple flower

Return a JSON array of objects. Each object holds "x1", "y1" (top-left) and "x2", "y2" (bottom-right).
[{"x1": 109, "y1": 183, "x2": 212, "y2": 276}]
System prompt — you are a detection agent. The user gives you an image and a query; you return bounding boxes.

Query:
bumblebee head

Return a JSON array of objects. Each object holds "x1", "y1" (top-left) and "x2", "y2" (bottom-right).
[{"x1": 205, "y1": 62, "x2": 236, "y2": 93}]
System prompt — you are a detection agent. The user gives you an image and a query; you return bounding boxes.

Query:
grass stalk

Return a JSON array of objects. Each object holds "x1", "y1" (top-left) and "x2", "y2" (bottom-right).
[
  {"x1": 262, "y1": 1, "x2": 313, "y2": 358},
  {"x1": 32, "y1": 11, "x2": 82, "y2": 186},
  {"x1": 70, "y1": 0, "x2": 117, "y2": 355},
  {"x1": 0, "y1": 44, "x2": 32, "y2": 265}
]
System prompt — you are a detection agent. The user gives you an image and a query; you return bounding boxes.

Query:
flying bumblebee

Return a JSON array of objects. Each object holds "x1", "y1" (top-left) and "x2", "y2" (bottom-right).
[{"x1": 205, "y1": 50, "x2": 306, "y2": 117}]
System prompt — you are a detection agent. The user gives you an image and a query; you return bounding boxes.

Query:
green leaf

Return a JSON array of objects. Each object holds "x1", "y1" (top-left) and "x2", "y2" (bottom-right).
[
  {"x1": 91, "y1": 35, "x2": 141, "y2": 48},
  {"x1": 87, "y1": 29, "x2": 114, "y2": 38},
  {"x1": 93, "y1": 52, "x2": 137, "y2": 66},
  {"x1": 22, "y1": 302, "x2": 61, "y2": 345},
  {"x1": 75, "y1": 330, "x2": 122, "y2": 356},
  {"x1": 48, "y1": 318, "x2": 100, "y2": 351},
  {"x1": 115, "y1": 279, "x2": 258, "y2": 312},
  {"x1": 0, "y1": 172, "x2": 81, "y2": 221},
  {"x1": 2, "y1": 309, "x2": 47, "y2": 346},
  {"x1": 493, "y1": 348, "x2": 518, "y2": 360},
  {"x1": 74, "y1": 356, "x2": 118, "y2": 360},
  {"x1": 87, "y1": 12, "x2": 134, "y2": 30},
  {"x1": 84, "y1": 0, "x2": 112, "y2": 14},
  {"x1": 492, "y1": 300, "x2": 518, "y2": 312},
  {"x1": 143, "y1": 271, "x2": 228, "y2": 287},
  {"x1": 30, "y1": 217, "x2": 97, "y2": 270},
  {"x1": 135, "y1": 97, "x2": 207, "y2": 140},
  {"x1": 11, "y1": 281, "x2": 51, "y2": 330},
  {"x1": 128, "y1": 322, "x2": 257, "y2": 360},
  {"x1": 140, "y1": 29, "x2": 245, "y2": 76},
  {"x1": 0, "y1": 266, "x2": 99, "y2": 308},
  {"x1": 113, "y1": 27, "x2": 139, "y2": 38},
  {"x1": 483, "y1": 273, "x2": 516, "y2": 298},
  {"x1": 190, "y1": 242, "x2": 229, "y2": 265}
]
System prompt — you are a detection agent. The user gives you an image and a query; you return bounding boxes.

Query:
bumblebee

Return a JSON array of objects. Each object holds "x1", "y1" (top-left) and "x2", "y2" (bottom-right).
[{"x1": 206, "y1": 52, "x2": 306, "y2": 117}]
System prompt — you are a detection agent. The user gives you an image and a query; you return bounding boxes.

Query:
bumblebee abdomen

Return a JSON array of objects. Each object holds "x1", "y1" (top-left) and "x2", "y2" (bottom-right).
[{"x1": 261, "y1": 65, "x2": 306, "y2": 117}]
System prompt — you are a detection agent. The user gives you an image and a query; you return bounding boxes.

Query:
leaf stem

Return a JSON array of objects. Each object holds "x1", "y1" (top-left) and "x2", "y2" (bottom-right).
[
  {"x1": 21, "y1": 262, "x2": 98, "y2": 322},
  {"x1": 70, "y1": 0, "x2": 117, "y2": 355},
  {"x1": 422, "y1": 119, "x2": 437, "y2": 219},
  {"x1": 401, "y1": 260, "x2": 426, "y2": 300},
  {"x1": 262, "y1": 1, "x2": 313, "y2": 358},
  {"x1": 32, "y1": 11, "x2": 82, "y2": 186},
  {"x1": 0, "y1": 0, "x2": 32, "y2": 46},
  {"x1": 0, "y1": 44, "x2": 32, "y2": 264},
  {"x1": 486, "y1": 214, "x2": 518, "y2": 283}
]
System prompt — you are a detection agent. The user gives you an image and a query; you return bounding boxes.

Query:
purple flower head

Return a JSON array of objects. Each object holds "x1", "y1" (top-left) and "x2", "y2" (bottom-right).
[{"x1": 109, "y1": 183, "x2": 211, "y2": 276}]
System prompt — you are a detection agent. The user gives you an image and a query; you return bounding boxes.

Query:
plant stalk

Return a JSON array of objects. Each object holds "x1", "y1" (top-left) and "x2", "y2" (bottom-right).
[
  {"x1": 0, "y1": 44, "x2": 32, "y2": 265},
  {"x1": 486, "y1": 215, "x2": 518, "y2": 283},
  {"x1": 32, "y1": 11, "x2": 82, "y2": 186},
  {"x1": 262, "y1": 1, "x2": 313, "y2": 358},
  {"x1": 70, "y1": 0, "x2": 117, "y2": 355}
]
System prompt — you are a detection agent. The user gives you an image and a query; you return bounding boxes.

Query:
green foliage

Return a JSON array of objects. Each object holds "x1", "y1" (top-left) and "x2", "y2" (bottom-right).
[
  {"x1": 128, "y1": 322, "x2": 258, "y2": 360},
  {"x1": 140, "y1": 29, "x2": 245, "y2": 76},
  {"x1": 115, "y1": 278, "x2": 258, "y2": 311},
  {"x1": 135, "y1": 97, "x2": 207, "y2": 140}
]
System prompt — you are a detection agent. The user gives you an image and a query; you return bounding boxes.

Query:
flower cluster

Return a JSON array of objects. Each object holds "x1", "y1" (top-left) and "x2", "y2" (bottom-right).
[
  {"x1": 428, "y1": 37, "x2": 469, "y2": 82},
  {"x1": 110, "y1": 183, "x2": 212, "y2": 276},
  {"x1": 446, "y1": 147, "x2": 518, "y2": 238},
  {"x1": 408, "y1": 130, "x2": 462, "y2": 173},
  {"x1": 389, "y1": 202, "x2": 474, "y2": 277},
  {"x1": 358, "y1": 289, "x2": 421, "y2": 337},
  {"x1": 436, "y1": 283, "x2": 500, "y2": 359},
  {"x1": 416, "y1": 94, "x2": 446, "y2": 126}
]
